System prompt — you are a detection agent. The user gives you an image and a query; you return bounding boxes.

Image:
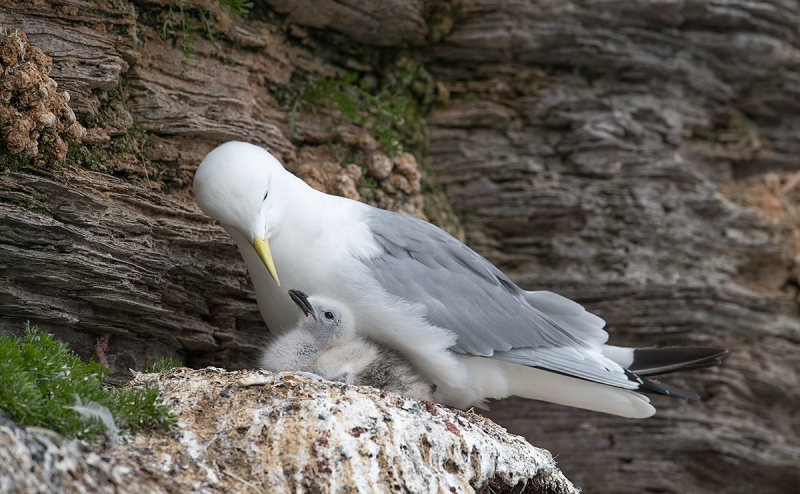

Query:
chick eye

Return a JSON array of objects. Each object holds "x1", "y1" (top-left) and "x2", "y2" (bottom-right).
[{"x1": 324, "y1": 311, "x2": 334, "y2": 320}]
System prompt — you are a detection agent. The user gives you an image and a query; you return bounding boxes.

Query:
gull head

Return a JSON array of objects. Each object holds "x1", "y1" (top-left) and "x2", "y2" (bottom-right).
[
  {"x1": 194, "y1": 141, "x2": 287, "y2": 285},
  {"x1": 288, "y1": 289, "x2": 356, "y2": 345}
]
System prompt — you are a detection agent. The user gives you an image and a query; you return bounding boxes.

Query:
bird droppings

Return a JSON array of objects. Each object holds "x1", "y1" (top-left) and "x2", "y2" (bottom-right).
[
  {"x1": 238, "y1": 373, "x2": 274, "y2": 387},
  {"x1": 0, "y1": 28, "x2": 85, "y2": 164},
  {"x1": 125, "y1": 367, "x2": 577, "y2": 494},
  {"x1": 1, "y1": 366, "x2": 576, "y2": 493}
]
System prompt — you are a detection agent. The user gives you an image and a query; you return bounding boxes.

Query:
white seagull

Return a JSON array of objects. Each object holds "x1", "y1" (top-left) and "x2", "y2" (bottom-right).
[
  {"x1": 194, "y1": 141, "x2": 726, "y2": 418},
  {"x1": 261, "y1": 289, "x2": 435, "y2": 400}
]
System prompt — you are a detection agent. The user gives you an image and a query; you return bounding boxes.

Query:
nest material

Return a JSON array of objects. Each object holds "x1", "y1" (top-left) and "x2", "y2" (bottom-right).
[{"x1": 0, "y1": 28, "x2": 85, "y2": 163}]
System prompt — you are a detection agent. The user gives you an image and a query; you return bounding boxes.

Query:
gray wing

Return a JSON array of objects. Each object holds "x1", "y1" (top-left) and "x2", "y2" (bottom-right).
[{"x1": 360, "y1": 210, "x2": 637, "y2": 390}]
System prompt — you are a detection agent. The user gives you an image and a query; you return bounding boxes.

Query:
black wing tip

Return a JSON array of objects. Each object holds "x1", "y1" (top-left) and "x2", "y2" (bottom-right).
[
  {"x1": 629, "y1": 346, "x2": 728, "y2": 377},
  {"x1": 623, "y1": 369, "x2": 700, "y2": 402},
  {"x1": 640, "y1": 377, "x2": 700, "y2": 402},
  {"x1": 634, "y1": 346, "x2": 728, "y2": 359}
]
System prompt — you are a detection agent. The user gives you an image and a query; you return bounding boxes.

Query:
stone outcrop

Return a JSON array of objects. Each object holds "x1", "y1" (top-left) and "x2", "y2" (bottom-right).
[{"x1": 0, "y1": 368, "x2": 578, "y2": 494}]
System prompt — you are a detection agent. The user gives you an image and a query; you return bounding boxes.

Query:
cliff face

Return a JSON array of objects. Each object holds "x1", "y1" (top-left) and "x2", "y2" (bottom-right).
[
  {"x1": 422, "y1": 3, "x2": 800, "y2": 493},
  {"x1": 1, "y1": 1, "x2": 799, "y2": 493}
]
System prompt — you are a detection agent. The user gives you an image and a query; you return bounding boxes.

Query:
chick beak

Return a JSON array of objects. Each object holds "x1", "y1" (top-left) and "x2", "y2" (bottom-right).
[
  {"x1": 288, "y1": 289, "x2": 316, "y2": 320},
  {"x1": 253, "y1": 232, "x2": 280, "y2": 286}
]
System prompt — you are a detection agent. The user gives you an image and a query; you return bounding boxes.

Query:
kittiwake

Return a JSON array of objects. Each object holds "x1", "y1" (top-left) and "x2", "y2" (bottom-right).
[
  {"x1": 261, "y1": 289, "x2": 435, "y2": 400},
  {"x1": 194, "y1": 141, "x2": 727, "y2": 418}
]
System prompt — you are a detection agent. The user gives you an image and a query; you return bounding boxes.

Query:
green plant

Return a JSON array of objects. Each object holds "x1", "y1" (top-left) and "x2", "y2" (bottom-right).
[
  {"x1": 357, "y1": 173, "x2": 378, "y2": 199},
  {"x1": 290, "y1": 72, "x2": 409, "y2": 158},
  {"x1": 162, "y1": 1, "x2": 197, "y2": 69},
  {"x1": 0, "y1": 143, "x2": 32, "y2": 171},
  {"x1": 144, "y1": 357, "x2": 182, "y2": 373},
  {"x1": 0, "y1": 323, "x2": 175, "y2": 443},
  {"x1": 198, "y1": 7, "x2": 220, "y2": 50},
  {"x1": 217, "y1": 0, "x2": 253, "y2": 19},
  {"x1": 160, "y1": 0, "x2": 253, "y2": 69}
]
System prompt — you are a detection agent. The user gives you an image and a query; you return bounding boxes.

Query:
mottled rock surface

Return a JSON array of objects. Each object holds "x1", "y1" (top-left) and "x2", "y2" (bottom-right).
[
  {"x1": 0, "y1": 369, "x2": 579, "y2": 494},
  {"x1": 128, "y1": 368, "x2": 577, "y2": 494},
  {"x1": 0, "y1": 413, "x2": 165, "y2": 494}
]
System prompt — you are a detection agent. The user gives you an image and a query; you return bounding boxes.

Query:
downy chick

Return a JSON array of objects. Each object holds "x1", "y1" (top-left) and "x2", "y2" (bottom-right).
[{"x1": 260, "y1": 289, "x2": 435, "y2": 400}]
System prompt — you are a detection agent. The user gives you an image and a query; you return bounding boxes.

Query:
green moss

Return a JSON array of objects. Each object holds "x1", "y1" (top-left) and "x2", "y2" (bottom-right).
[
  {"x1": 64, "y1": 122, "x2": 149, "y2": 175},
  {"x1": 0, "y1": 323, "x2": 174, "y2": 443},
  {"x1": 452, "y1": 91, "x2": 481, "y2": 102},
  {"x1": 268, "y1": 46, "x2": 436, "y2": 162},
  {"x1": 0, "y1": 144, "x2": 32, "y2": 172},
  {"x1": 424, "y1": 0, "x2": 462, "y2": 43},
  {"x1": 357, "y1": 173, "x2": 378, "y2": 199},
  {"x1": 161, "y1": 1, "x2": 197, "y2": 68},
  {"x1": 64, "y1": 78, "x2": 157, "y2": 186},
  {"x1": 216, "y1": 0, "x2": 254, "y2": 18},
  {"x1": 286, "y1": 71, "x2": 410, "y2": 158},
  {"x1": 24, "y1": 204, "x2": 51, "y2": 216}
]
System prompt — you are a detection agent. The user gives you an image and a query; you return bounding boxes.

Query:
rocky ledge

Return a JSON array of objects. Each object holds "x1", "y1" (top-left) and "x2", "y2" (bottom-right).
[{"x1": 0, "y1": 367, "x2": 577, "y2": 494}]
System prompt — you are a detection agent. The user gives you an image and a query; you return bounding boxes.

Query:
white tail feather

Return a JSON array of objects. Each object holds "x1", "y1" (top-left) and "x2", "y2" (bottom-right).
[{"x1": 501, "y1": 362, "x2": 656, "y2": 419}]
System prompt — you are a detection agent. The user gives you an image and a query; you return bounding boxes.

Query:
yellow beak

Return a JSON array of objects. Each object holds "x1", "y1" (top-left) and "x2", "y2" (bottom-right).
[{"x1": 253, "y1": 234, "x2": 280, "y2": 286}]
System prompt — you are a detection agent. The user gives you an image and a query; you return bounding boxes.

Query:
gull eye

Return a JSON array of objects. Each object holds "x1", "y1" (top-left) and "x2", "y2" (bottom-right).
[
  {"x1": 324, "y1": 311, "x2": 334, "y2": 320},
  {"x1": 263, "y1": 190, "x2": 269, "y2": 201}
]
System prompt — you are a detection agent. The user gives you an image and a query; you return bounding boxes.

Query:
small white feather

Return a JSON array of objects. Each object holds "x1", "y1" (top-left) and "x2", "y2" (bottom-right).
[{"x1": 66, "y1": 394, "x2": 120, "y2": 446}]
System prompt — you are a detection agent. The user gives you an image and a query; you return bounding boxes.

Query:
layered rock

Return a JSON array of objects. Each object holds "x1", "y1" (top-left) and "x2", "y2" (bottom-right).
[{"x1": 425, "y1": 1, "x2": 800, "y2": 492}]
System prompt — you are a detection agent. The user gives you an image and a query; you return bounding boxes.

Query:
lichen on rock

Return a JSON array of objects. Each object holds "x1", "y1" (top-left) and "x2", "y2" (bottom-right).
[{"x1": 0, "y1": 28, "x2": 85, "y2": 164}]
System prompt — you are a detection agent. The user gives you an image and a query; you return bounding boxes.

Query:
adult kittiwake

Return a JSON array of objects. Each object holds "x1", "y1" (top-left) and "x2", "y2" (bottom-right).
[
  {"x1": 261, "y1": 289, "x2": 435, "y2": 400},
  {"x1": 194, "y1": 141, "x2": 726, "y2": 418}
]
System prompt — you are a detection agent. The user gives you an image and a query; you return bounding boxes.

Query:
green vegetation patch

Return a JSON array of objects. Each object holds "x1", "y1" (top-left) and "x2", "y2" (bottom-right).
[
  {"x1": 0, "y1": 323, "x2": 174, "y2": 443},
  {"x1": 159, "y1": 0, "x2": 254, "y2": 68},
  {"x1": 272, "y1": 55, "x2": 436, "y2": 162},
  {"x1": 0, "y1": 143, "x2": 33, "y2": 171},
  {"x1": 290, "y1": 71, "x2": 410, "y2": 158},
  {"x1": 144, "y1": 356, "x2": 182, "y2": 374}
]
